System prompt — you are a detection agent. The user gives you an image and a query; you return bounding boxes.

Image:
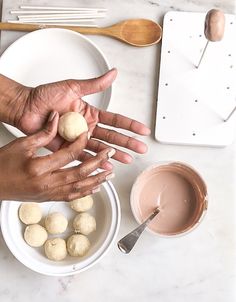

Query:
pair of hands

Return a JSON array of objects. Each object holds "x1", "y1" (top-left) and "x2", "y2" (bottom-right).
[
  {"x1": 0, "y1": 69, "x2": 150, "y2": 201},
  {"x1": 0, "y1": 112, "x2": 115, "y2": 201}
]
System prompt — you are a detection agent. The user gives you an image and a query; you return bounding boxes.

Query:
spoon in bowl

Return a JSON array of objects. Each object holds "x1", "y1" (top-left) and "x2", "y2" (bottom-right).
[
  {"x1": 117, "y1": 207, "x2": 160, "y2": 254},
  {"x1": 0, "y1": 19, "x2": 162, "y2": 47}
]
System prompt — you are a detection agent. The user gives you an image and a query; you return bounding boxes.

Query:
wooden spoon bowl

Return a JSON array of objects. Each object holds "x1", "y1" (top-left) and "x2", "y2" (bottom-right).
[{"x1": 105, "y1": 19, "x2": 162, "y2": 46}]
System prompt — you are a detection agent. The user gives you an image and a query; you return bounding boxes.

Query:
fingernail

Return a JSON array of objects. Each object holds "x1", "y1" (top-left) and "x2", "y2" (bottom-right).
[
  {"x1": 145, "y1": 128, "x2": 151, "y2": 136},
  {"x1": 102, "y1": 161, "x2": 113, "y2": 171},
  {"x1": 92, "y1": 187, "x2": 100, "y2": 194},
  {"x1": 87, "y1": 132, "x2": 91, "y2": 140},
  {"x1": 106, "y1": 172, "x2": 115, "y2": 181},
  {"x1": 48, "y1": 111, "x2": 57, "y2": 122},
  {"x1": 107, "y1": 148, "x2": 116, "y2": 158}
]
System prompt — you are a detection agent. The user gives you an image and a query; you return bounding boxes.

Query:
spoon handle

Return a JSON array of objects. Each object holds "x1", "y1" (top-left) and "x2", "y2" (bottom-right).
[
  {"x1": 117, "y1": 208, "x2": 160, "y2": 254},
  {"x1": 0, "y1": 22, "x2": 104, "y2": 34}
]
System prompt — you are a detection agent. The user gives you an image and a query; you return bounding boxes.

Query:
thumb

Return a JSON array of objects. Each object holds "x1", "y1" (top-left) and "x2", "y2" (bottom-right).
[
  {"x1": 25, "y1": 111, "x2": 59, "y2": 150},
  {"x1": 76, "y1": 68, "x2": 117, "y2": 96}
]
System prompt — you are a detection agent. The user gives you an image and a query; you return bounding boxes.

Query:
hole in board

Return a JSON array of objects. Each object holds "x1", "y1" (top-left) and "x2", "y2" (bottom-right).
[
  {"x1": 192, "y1": 133, "x2": 196, "y2": 136},
  {"x1": 228, "y1": 54, "x2": 232, "y2": 57},
  {"x1": 230, "y1": 65, "x2": 233, "y2": 68},
  {"x1": 227, "y1": 87, "x2": 230, "y2": 90},
  {"x1": 165, "y1": 83, "x2": 168, "y2": 86},
  {"x1": 230, "y1": 21, "x2": 233, "y2": 25},
  {"x1": 170, "y1": 19, "x2": 173, "y2": 21},
  {"x1": 168, "y1": 50, "x2": 171, "y2": 53},
  {"x1": 162, "y1": 116, "x2": 166, "y2": 119},
  {"x1": 194, "y1": 99, "x2": 198, "y2": 103},
  {"x1": 199, "y1": 34, "x2": 202, "y2": 37}
]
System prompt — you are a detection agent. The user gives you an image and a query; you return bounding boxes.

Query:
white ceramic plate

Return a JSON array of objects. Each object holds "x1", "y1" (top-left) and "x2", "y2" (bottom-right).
[
  {"x1": 0, "y1": 181, "x2": 120, "y2": 276},
  {"x1": 0, "y1": 28, "x2": 111, "y2": 138}
]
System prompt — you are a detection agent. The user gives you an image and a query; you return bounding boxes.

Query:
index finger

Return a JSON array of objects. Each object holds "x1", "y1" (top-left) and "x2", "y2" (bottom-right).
[{"x1": 98, "y1": 111, "x2": 151, "y2": 136}]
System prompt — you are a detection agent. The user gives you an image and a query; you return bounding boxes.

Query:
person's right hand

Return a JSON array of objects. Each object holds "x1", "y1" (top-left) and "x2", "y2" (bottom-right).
[{"x1": 0, "y1": 111, "x2": 115, "y2": 202}]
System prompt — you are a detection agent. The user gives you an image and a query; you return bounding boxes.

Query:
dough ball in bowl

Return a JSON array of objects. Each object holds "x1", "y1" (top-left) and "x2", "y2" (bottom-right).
[
  {"x1": 73, "y1": 213, "x2": 96, "y2": 235},
  {"x1": 58, "y1": 112, "x2": 88, "y2": 142},
  {"x1": 67, "y1": 234, "x2": 90, "y2": 257},
  {"x1": 24, "y1": 224, "x2": 48, "y2": 247},
  {"x1": 70, "y1": 195, "x2": 93, "y2": 212},
  {"x1": 44, "y1": 238, "x2": 67, "y2": 261},
  {"x1": 45, "y1": 212, "x2": 68, "y2": 234},
  {"x1": 19, "y1": 202, "x2": 42, "y2": 224}
]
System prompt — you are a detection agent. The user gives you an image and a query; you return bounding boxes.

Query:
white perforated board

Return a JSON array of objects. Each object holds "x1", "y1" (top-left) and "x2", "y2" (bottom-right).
[{"x1": 155, "y1": 11, "x2": 236, "y2": 147}]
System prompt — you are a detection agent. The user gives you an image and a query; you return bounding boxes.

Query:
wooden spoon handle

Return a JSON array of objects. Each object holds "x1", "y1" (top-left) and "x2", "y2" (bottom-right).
[{"x1": 0, "y1": 22, "x2": 104, "y2": 35}]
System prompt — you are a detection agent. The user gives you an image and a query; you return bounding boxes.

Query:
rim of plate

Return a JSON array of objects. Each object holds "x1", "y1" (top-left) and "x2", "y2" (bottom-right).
[
  {"x1": 0, "y1": 181, "x2": 120, "y2": 276},
  {"x1": 0, "y1": 28, "x2": 112, "y2": 138}
]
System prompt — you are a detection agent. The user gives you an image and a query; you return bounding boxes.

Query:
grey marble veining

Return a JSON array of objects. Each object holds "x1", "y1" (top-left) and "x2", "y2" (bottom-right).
[{"x1": 0, "y1": 1, "x2": 236, "y2": 302}]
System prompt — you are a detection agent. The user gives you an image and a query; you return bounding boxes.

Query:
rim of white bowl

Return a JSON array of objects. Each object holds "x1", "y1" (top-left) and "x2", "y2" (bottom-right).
[{"x1": 0, "y1": 180, "x2": 120, "y2": 276}]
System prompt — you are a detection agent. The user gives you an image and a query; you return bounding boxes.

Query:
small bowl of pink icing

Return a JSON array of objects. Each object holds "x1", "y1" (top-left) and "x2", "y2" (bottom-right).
[{"x1": 130, "y1": 161, "x2": 208, "y2": 237}]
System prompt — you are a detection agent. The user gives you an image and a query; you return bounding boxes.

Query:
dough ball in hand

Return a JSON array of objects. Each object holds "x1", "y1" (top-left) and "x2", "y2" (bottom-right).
[
  {"x1": 45, "y1": 212, "x2": 68, "y2": 234},
  {"x1": 19, "y1": 202, "x2": 42, "y2": 224},
  {"x1": 70, "y1": 196, "x2": 94, "y2": 212},
  {"x1": 67, "y1": 234, "x2": 90, "y2": 257},
  {"x1": 44, "y1": 238, "x2": 67, "y2": 261},
  {"x1": 73, "y1": 213, "x2": 96, "y2": 235},
  {"x1": 24, "y1": 224, "x2": 48, "y2": 247},
  {"x1": 58, "y1": 112, "x2": 88, "y2": 142}
]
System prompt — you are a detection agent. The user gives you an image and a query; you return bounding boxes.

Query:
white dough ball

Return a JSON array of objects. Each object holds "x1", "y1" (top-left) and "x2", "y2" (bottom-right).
[
  {"x1": 44, "y1": 238, "x2": 67, "y2": 261},
  {"x1": 19, "y1": 202, "x2": 42, "y2": 224},
  {"x1": 58, "y1": 112, "x2": 88, "y2": 142},
  {"x1": 70, "y1": 196, "x2": 94, "y2": 212},
  {"x1": 24, "y1": 224, "x2": 48, "y2": 247},
  {"x1": 45, "y1": 212, "x2": 68, "y2": 234},
  {"x1": 67, "y1": 234, "x2": 90, "y2": 257},
  {"x1": 73, "y1": 213, "x2": 96, "y2": 235}
]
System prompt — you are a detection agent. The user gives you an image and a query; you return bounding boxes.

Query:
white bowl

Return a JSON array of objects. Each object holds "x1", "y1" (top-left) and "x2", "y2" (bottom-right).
[{"x1": 0, "y1": 181, "x2": 120, "y2": 276}]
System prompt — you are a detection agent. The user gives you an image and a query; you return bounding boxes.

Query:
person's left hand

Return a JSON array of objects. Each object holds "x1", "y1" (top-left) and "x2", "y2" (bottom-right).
[{"x1": 15, "y1": 68, "x2": 150, "y2": 168}]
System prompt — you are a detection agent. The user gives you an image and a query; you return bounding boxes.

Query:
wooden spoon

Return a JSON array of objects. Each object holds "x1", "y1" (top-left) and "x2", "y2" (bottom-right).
[{"x1": 0, "y1": 19, "x2": 162, "y2": 47}]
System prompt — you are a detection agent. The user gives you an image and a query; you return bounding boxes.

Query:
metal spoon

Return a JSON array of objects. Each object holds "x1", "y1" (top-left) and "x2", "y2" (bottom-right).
[
  {"x1": 117, "y1": 207, "x2": 160, "y2": 254},
  {"x1": 0, "y1": 19, "x2": 162, "y2": 47}
]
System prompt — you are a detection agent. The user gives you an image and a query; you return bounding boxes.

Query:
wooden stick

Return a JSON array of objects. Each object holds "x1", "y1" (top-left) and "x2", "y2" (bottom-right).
[
  {"x1": 8, "y1": 20, "x2": 98, "y2": 27},
  {"x1": 18, "y1": 14, "x2": 106, "y2": 20},
  {"x1": 19, "y1": 12, "x2": 106, "y2": 17},
  {"x1": 11, "y1": 10, "x2": 103, "y2": 14},
  {"x1": 20, "y1": 6, "x2": 107, "y2": 11},
  {"x1": 11, "y1": 19, "x2": 96, "y2": 22},
  {"x1": 9, "y1": 19, "x2": 95, "y2": 23}
]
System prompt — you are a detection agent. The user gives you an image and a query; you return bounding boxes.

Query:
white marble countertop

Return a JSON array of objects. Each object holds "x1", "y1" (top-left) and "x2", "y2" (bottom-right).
[{"x1": 0, "y1": 1, "x2": 236, "y2": 302}]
